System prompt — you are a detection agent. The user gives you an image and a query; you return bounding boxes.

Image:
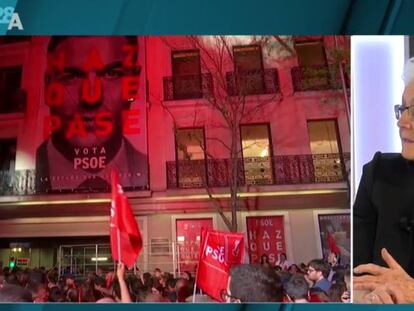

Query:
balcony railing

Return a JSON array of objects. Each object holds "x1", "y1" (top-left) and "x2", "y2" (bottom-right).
[
  {"x1": 163, "y1": 73, "x2": 213, "y2": 101},
  {"x1": 291, "y1": 64, "x2": 343, "y2": 92},
  {"x1": 226, "y1": 68, "x2": 279, "y2": 96},
  {"x1": 0, "y1": 170, "x2": 36, "y2": 195},
  {"x1": 166, "y1": 153, "x2": 350, "y2": 189},
  {"x1": 0, "y1": 153, "x2": 349, "y2": 195},
  {"x1": 0, "y1": 170, "x2": 145, "y2": 196}
]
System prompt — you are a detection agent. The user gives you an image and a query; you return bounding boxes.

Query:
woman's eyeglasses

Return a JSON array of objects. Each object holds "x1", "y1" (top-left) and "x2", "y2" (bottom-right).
[{"x1": 395, "y1": 104, "x2": 414, "y2": 120}]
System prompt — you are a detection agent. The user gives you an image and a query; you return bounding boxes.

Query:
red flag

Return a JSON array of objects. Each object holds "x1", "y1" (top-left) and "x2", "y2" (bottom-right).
[
  {"x1": 196, "y1": 228, "x2": 245, "y2": 302},
  {"x1": 110, "y1": 170, "x2": 142, "y2": 268},
  {"x1": 327, "y1": 232, "x2": 340, "y2": 254}
]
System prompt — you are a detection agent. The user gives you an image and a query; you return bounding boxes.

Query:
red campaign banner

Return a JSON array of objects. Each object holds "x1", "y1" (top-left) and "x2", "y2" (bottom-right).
[
  {"x1": 176, "y1": 218, "x2": 213, "y2": 274},
  {"x1": 35, "y1": 37, "x2": 148, "y2": 193},
  {"x1": 246, "y1": 215, "x2": 286, "y2": 265},
  {"x1": 196, "y1": 229, "x2": 245, "y2": 302}
]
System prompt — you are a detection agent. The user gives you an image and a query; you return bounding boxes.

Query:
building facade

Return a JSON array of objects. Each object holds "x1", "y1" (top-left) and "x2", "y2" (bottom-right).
[{"x1": 0, "y1": 36, "x2": 350, "y2": 275}]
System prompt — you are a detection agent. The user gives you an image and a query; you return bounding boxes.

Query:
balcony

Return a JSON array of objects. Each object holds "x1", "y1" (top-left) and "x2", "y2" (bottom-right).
[
  {"x1": 0, "y1": 153, "x2": 349, "y2": 196},
  {"x1": 291, "y1": 64, "x2": 343, "y2": 92},
  {"x1": 163, "y1": 73, "x2": 213, "y2": 101},
  {"x1": 166, "y1": 153, "x2": 350, "y2": 189},
  {"x1": 0, "y1": 170, "x2": 35, "y2": 195},
  {"x1": 226, "y1": 68, "x2": 279, "y2": 96},
  {"x1": 0, "y1": 170, "x2": 146, "y2": 196}
]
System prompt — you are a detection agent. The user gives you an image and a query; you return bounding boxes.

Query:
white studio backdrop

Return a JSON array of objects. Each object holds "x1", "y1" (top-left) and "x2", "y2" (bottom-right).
[{"x1": 351, "y1": 36, "x2": 407, "y2": 203}]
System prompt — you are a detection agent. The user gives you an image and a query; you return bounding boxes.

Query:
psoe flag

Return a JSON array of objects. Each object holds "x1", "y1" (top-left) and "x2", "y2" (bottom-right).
[
  {"x1": 196, "y1": 228, "x2": 245, "y2": 301},
  {"x1": 110, "y1": 170, "x2": 142, "y2": 268}
]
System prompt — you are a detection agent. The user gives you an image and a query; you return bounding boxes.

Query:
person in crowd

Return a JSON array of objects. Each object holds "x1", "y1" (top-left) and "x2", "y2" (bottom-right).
[
  {"x1": 46, "y1": 269, "x2": 59, "y2": 290},
  {"x1": 306, "y1": 259, "x2": 331, "y2": 293},
  {"x1": 48, "y1": 286, "x2": 66, "y2": 302},
  {"x1": 353, "y1": 57, "x2": 414, "y2": 304},
  {"x1": 0, "y1": 284, "x2": 33, "y2": 302},
  {"x1": 96, "y1": 267, "x2": 105, "y2": 278},
  {"x1": 260, "y1": 254, "x2": 270, "y2": 268},
  {"x1": 142, "y1": 272, "x2": 152, "y2": 287},
  {"x1": 0, "y1": 271, "x2": 4, "y2": 289},
  {"x1": 128, "y1": 275, "x2": 145, "y2": 302},
  {"x1": 27, "y1": 281, "x2": 48, "y2": 302},
  {"x1": 327, "y1": 251, "x2": 340, "y2": 281},
  {"x1": 185, "y1": 294, "x2": 216, "y2": 303},
  {"x1": 96, "y1": 297, "x2": 116, "y2": 303},
  {"x1": 329, "y1": 282, "x2": 348, "y2": 302},
  {"x1": 153, "y1": 268, "x2": 162, "y2": 279},
  {"x1": 0, "y1": 258, "x2": 351, "y2": 303},
  {"x1": 94, "y1": 275, "x2": 113, "y2": 298},
  {"x1": 5, "y1": 271, "x2": 19, "y2": 286},
  {"x1": 16, "y1": 269, "x2": 29, "y2": 288},
  {"x1": 288, "y1": 264, "x2": 301, "y2": 274},
  {"x1": 223, "y1": 264, "x2": 283, "y2": 302},
  {"x1": 66, "y1": 288, "x2": 79, "y2": 303},
  {"x1": 275, "y1": 253, "x2": 291, "y2": 271},
  {"x1": 165, "y1": 277, "x2": 177, "y2": 302},
  {"x1": 143, "y1": 293, "x2": 169, "y2": 302},
  {"x1": 151, "y1": 279, "x2": 164, "y2": 296},
  {"x1": 182, "y1": 271, "x2": 195, "y2": 294},
  {"x1": 175, "y1": 278, "x2": 191, "y2": 302},
  {"x1": 308, "y1": 287, "x2": 330, "y2": 303},
  {"x1": 284, "y1": 274, "x2": 309, "y2": 303},
  {"x1": 114, "y1": 262, "x2": 132, "y2": 303},
  {"x1": 182, "y1": 271, "x2": 192, "y2": 281}
]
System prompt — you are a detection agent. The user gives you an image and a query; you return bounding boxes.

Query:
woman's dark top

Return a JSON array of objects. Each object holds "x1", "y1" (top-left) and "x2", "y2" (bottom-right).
[{"x1": 354, "y1": 151, "x2": 414, "y2": 276}]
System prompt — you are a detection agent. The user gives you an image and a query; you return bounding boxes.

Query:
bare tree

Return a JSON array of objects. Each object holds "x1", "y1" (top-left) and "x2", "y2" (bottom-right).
[
  {"x1": 156, "y1": 36, "x2": 350, "y2": 232},
  {"x1": 158, "y1": 36, "x2": 288, "y2": 232}
]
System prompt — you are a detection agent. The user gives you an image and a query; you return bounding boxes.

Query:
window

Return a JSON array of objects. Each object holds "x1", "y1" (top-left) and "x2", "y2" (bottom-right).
[
  {"x1": 172, "y1": 49, "x2": 202, "y2": 100},
  {"x1": 294, "y1": 39, "x2": 330, "y2": 91},
  {"x1": 233, "y1": 45, "x2": 265, "y2": 95},
  {"x1": 150, "y1": 238, "x2": 170, "y2": 256},
  {"x1": 175, "y1": 128, "x2": 206, "y2": 188},
  {"x1": 176, "y1": 128, "x2": 205, "y2": 161},
  {"x1": 0, "y1": 139, "x2": 17, "y2": 171},
  {"x1": 295, "y1": 40, "x2": 327, "y2": 67},
  {"x1": 307, "y1": 120, "x2": 344, "y2": 182},
  {"x1": 241, "y1": 124, "x2": 273, "y2": 185},
  {"x1": 0, "y1": 66, "x2": 23, "y2": 114}
]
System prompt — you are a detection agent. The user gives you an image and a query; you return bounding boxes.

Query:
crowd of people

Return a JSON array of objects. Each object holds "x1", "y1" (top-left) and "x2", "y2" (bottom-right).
[{"x1": 0, "y1": 253, "x2": 349, "y2": 303}]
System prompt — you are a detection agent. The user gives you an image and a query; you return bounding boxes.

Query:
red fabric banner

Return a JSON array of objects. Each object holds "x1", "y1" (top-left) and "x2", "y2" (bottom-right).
[
  {"x1": 110, "y1": 170, "x2": 142, "y2": 268},
  {"x1": 246, "y1": 216, "x2": 286, "y2": 265},
  {"x1": 327, "y1": 232, "x2": 340, "y2": 254},
  {"x1": 196, "y1": 229, "x2": 245, "y2": 301}
]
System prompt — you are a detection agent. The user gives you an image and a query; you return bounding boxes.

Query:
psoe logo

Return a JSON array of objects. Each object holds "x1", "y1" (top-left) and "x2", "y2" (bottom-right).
[{"x1": 0, "y1": 6, "x2": 23, "y2": 30}]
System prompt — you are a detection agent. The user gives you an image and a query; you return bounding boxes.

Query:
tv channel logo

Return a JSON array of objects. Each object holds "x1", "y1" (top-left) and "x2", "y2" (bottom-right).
[{"x1": 0, "y1": 5, "x2": 23, "y2": 32}]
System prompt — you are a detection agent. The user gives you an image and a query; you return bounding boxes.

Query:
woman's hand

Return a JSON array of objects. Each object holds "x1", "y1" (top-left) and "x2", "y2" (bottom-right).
[
  {"x1": 354, "y1": 248, "x2": 414, "y2": 303},
  {"x1": 362, "y1": 284, "x2": 406, "y2": 304}
]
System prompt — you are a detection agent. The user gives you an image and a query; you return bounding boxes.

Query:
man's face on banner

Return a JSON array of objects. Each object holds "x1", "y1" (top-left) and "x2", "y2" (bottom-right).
[{"x1": 46, "y1": 36, "x2": 136, "y2": 149}]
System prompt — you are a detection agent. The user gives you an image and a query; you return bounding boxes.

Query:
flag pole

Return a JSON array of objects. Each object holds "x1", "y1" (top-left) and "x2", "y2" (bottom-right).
[
  {"x1": 117, "y1": 228, "x2": 122, "y2": 264},
  {"x1": 193, "y1": 230, "x2": 207, "y2": 303},
  {"x1": 192, "y1": 271, "x2": 197, "y2": 303}
]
